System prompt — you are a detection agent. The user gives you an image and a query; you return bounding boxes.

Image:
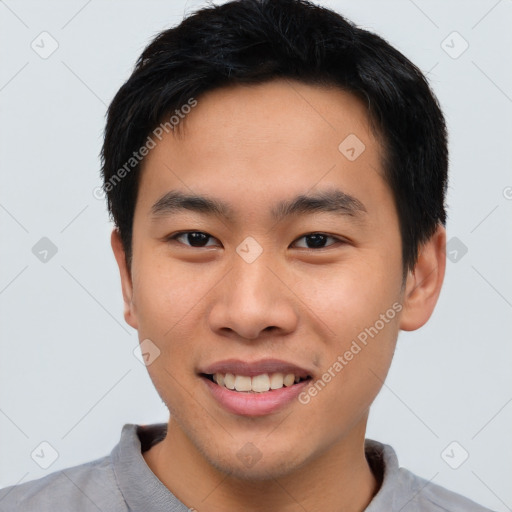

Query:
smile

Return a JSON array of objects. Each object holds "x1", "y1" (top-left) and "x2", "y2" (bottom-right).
[
  {"x1": 203, "y1": 372, "x2": 310, "y2": 392},
  {"x1": 198, "y1": 359, "x2": 314, "y2": 416}
]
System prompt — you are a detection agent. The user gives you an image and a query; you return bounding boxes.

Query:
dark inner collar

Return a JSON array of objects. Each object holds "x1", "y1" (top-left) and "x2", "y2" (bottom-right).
[{"x1": 137, "y1": 423, "x2": 168, "y2": 453}]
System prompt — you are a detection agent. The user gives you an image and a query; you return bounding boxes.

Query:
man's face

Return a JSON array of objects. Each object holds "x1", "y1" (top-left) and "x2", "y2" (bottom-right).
[{"x1": 116, "y1": 79, "x2": 410, "y2": 478}]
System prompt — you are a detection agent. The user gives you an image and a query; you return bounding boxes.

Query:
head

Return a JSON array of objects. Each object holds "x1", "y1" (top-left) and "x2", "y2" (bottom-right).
[{"x1": 104, "y1": 0, "x2": 447, "y2": 480}]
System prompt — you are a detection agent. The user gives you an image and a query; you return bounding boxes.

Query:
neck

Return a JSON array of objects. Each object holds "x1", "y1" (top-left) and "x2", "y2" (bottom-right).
[{"x1": 143, "y1": 416, "x2": 380, "y2": 512}]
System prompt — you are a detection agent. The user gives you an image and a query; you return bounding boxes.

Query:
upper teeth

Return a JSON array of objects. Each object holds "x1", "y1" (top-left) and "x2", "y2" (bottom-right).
[{"x1": 213, "y1": 373, "x2": 302, "y2": 392}]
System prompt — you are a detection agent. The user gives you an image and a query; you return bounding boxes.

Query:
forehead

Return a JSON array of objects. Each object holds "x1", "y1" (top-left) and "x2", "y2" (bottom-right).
[
  {"x1": 136, "y1": 79, "x2": 388, "y2": 220},
  {"x1": 167, "y1": 79, "x2": 376, "y2": 157}
]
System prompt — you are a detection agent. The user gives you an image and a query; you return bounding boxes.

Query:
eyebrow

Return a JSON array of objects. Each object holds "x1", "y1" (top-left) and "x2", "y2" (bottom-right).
[{"x1": 150, "y1": 188, "x2": 367, "y2": 222}]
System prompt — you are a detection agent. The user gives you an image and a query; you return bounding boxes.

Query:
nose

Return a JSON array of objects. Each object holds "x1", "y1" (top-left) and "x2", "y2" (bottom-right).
[{"x1": 208, "y1": 253, "x2": 299, "y2": 341}]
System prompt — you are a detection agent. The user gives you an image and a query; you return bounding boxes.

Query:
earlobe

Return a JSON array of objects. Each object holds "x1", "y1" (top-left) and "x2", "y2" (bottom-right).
[
  {"x1": 110, "y1": 229, "x2": 138, "y2": 330},
  {"x1": 399, "y1": 225, "x2": 446, "y2": 331}
]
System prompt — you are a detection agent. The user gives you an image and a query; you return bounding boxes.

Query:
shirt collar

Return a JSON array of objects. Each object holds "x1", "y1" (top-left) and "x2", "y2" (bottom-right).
[
  {"x1": 111, "y1": 423, "x2": 187, "y2": 512},
  {"x1": 112, "y1": 423, "x2": 401, "y2": 511}
]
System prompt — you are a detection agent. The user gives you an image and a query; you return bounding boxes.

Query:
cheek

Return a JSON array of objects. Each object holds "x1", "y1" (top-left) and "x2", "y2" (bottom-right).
[
  {"x1": 293, "y1": 256, "x2": 401, "y2": 405},
  {"x1": 131, "y1": 254, "x2": 209, "y2": 340},
  {"x1": 300, "y1": 310, "x2": 399, "y2": 438},
  {"x1": 295, "y1": 255, "x2": 401, "y2": 336}
]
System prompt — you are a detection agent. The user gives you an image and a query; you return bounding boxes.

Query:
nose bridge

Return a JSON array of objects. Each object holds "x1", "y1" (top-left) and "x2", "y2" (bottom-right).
[
  {"x1": 209, "y1": 245, "x2": 298, "y2": 339},
  {"x1": 229, "y1": 246, "x2": 278, "y2": 308}
]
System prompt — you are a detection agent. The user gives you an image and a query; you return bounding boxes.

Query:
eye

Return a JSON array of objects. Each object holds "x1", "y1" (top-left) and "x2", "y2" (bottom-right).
[
  {"x1": 167, "y1": 231, "x2": 344, "y2": 250},
  {"x1": 292, "y1": 233, "x2": 343, "y2": 249},
  {"x1": 169, "y1": 231, "x2": 220, "y2": 248}
]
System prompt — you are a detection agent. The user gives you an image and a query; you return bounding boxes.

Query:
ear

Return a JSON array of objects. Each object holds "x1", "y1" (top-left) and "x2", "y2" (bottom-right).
[
  {"x1": 399, "y1": 225, "x2": 446, "y2": 331},
  {"x1": 111, "y1": 229, "x2": 138, "y2": 330}
]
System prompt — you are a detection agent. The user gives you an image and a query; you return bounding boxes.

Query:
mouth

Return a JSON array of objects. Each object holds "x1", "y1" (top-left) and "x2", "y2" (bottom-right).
[
  {"x1": 200, "y1": 372, "x2": 311, "y2": 392},
  {"x1": 198, "y1": 359, "x2": 314, "y2": 416}
]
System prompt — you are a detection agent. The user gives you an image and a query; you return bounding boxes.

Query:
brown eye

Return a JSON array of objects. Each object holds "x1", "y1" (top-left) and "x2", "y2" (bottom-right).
[
  {"x1": 293, "y1": 233, "x2": 341, "y2": 249},
  {"x1": 170, "y1": 231, "x2": 219, "y2": 247}
]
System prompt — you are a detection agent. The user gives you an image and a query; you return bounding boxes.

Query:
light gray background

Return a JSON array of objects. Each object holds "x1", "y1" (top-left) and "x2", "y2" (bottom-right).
[{"x1": 1, "y1": 0, "x2": 511, "y2": 510}]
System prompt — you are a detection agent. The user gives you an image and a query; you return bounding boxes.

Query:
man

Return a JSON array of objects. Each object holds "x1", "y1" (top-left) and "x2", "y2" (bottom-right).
[{"x1": 0, "y1": 0, "x2": 495, "y2": 510}]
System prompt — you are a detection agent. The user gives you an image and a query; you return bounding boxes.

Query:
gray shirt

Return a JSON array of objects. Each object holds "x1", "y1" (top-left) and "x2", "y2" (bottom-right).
[{"x1": 0, "y1": 423, "x2": 494, "y2": 511}]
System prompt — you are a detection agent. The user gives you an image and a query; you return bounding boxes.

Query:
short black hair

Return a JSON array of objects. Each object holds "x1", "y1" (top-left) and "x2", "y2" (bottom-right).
[{"x1": 101, "y1": 0, "x2": 448, "y2": 272}]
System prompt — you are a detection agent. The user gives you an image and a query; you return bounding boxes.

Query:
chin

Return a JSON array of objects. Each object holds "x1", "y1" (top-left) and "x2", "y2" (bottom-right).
[
  {"x1": 201, "y1": 440, "x2": 308, "y2": 482},
  {"x1": 212, "y1": 454, "x2": 302, "y2": 481}
]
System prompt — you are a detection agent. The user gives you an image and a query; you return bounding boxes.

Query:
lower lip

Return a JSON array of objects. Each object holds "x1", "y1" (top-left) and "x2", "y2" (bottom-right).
[{"x1": 201, "y1": 376, "x2": 310, "y2": 417}]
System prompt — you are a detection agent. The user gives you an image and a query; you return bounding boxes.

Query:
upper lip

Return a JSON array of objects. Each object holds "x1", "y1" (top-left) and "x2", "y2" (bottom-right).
[{"x1": 199, "y1": 358, "x2": 312, "y2": 378}]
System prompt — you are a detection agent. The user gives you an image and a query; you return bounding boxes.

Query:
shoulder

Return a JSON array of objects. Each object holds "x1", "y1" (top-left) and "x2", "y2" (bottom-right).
[
  {"x1": 365, "y1": 440, "x2": 496, "y2": 512},
  {"x1": 0, "y1": 454, "x2": 126, "y2": 512},
  {"x1": 395, "y1": 466, "x2": 496, "y2": 512}
]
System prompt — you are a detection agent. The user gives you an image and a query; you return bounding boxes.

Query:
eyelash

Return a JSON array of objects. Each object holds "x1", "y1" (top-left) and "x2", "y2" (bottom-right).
[{"x1": 166, "y1": 231, "x2": 346, "y2": 250}]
